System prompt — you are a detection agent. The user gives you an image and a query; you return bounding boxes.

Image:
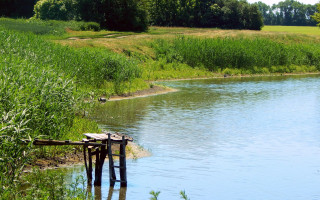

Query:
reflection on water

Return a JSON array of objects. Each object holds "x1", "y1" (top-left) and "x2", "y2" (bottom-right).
[{"x1": 76, "y1": 75, "x2": 320, "y2": 200}]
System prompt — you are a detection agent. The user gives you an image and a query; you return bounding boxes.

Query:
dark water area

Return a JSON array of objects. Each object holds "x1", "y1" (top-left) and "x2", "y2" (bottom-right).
[{"x1": 74, "y1": 75, "x2": 320, "y2": 199}]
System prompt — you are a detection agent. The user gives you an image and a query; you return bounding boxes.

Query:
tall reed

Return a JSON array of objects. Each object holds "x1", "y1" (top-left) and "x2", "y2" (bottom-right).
[{"x1": 152, "y1": 36, "x2": 320, "y2": 73}]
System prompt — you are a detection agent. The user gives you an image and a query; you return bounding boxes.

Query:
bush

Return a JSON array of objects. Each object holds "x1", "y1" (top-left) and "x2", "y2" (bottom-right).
[{"x1": 79, "y1": 22, "x2": 100, "y2": 31}]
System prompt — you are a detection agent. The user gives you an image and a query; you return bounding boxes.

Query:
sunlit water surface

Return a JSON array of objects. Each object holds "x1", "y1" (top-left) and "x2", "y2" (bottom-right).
[{"x1": 71, "y1": 75, "x2": 320, "y2": 200}]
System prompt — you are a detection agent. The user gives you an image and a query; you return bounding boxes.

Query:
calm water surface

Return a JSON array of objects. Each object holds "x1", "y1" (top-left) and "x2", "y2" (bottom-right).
[{"x1": 76, "y1": 75, "x2": 320, "y2": 199}]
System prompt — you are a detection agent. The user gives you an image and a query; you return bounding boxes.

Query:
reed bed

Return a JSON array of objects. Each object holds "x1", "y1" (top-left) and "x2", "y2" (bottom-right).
[
  {"x1": 0, "y1": 27, "x2": 141, "y2": 89},
  {"x1": 0, "y1": 17, "x2": 99, "y2": 35},
  {"x1": 152, "y1": 36, "x2": 320, "y2": 73}
]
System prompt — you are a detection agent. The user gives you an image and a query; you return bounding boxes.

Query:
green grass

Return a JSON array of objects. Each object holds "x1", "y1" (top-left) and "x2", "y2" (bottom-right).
[{"x1": 262, "y1": 25, "x2": 320, "y2": 36}]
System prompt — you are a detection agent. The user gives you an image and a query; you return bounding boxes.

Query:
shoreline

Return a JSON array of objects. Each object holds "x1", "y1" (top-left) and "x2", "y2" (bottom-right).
[
  {"x1": 108, "y1": 72, "x2": 320, "y2": 101},
  {"x1": 108, "y1": 85, "x2": 179, "y2": 101}
]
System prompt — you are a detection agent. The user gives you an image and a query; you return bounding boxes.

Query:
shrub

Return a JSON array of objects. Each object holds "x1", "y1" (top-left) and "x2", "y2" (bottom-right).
[{"x1": 79, "y1": 22, "x2": 100, "y2": 31}]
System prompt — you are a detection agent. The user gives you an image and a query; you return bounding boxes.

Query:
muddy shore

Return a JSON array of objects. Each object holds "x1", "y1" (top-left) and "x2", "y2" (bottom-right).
[{"x1": 25, "y1": 142, "x2": 150, "y2": 171}]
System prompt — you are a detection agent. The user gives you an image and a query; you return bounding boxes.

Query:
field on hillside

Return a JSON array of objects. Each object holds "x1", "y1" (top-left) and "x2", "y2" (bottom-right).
[
  {"x1": 58, "y1": 26, "x2": 320, "y2": 55},
  {"x1": 262, "y1": 25, "x2": 320, "y2": 36},
  {"x1": 54, "y1": 25, "x2": 320, "y2": 79}
]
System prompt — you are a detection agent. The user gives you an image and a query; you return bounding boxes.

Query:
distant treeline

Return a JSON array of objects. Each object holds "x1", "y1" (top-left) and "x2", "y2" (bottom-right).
[
  {"x1": 254, "y1": 0, "x2": 318, "y2": 26},
  {"x1": 0, "y1": 0, "x2": 263, "y2": 31},
  {"x1": 147, "y1": 0, "x2": 263, "y2": 30},
  {"x1": 1, "y1": 0, "x2": 319, "y2": 30}
]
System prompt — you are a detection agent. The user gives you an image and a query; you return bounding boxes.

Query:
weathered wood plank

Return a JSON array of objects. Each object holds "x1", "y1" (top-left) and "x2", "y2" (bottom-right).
[
  {"x1": 33, "y1": 139, "x2": 107, "y2": 146},
  {"x1": 84, "y1": 132, "x2": 133, "y2": 142}
]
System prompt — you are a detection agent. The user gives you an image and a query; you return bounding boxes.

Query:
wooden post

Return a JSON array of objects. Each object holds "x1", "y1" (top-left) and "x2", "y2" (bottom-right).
[
  {"x1": 85, "y1": 137, "x2": 93, "y2": 182},
  {"x1": 108, "y1": 133, "x2": 116, "y2": 187},
  {"x1": 88, "y1": 147, "x2": 93, "y2": 181},
  {"x1": 99, "y1": 140, "x2": 107, "y2": 179},
  {"x1": 83, "y1": 146, "x2": 88, "y2": 177},
  {"x1": 94, "y1": 147, "x2": 101, "y2": 186},
  {"x1": 119, "y1": 136, "x2": 127, "y2": 187}
]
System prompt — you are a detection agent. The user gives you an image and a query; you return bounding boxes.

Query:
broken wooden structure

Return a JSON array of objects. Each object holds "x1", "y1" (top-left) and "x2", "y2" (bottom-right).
[{"x1": 33, "y1": 132, "x2": 133, "y2": 187}]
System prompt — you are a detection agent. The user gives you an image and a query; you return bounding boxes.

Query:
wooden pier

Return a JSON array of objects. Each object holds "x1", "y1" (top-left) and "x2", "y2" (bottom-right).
[{"x1": 33, "y1": 132, "x2": 133, "y2": 187}]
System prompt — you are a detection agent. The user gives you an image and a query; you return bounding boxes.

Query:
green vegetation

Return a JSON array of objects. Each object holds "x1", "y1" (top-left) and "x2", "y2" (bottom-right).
[
  {"x1": 151, "y1": 36, "x2": 320, "y2": 74},
  {"x1": 0, "y1": 25, "x2": 142, "y2": 91},
  {"x1": 0, "y1": 18, "x2": 100, "y2": 36}
]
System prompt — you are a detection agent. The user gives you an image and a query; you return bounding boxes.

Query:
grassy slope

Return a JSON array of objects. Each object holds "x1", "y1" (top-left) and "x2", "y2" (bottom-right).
[{"x1": 55, "y1": 25, "x2": 320, "y2": 81}]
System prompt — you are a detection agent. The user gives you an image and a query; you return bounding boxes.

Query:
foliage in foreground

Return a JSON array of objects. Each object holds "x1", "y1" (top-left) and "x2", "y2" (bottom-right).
[
  {"x1": 152, "y1": 36, "x2": 320, "y2": 74},
  {"x1": 1, "y1": 169, "x2": 92, "y2": 200}
]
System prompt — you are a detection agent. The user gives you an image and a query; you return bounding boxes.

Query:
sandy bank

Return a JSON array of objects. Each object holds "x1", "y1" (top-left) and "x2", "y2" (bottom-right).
[{"x1": 109, "y1": 85, "x2": 178, "y2": 101}]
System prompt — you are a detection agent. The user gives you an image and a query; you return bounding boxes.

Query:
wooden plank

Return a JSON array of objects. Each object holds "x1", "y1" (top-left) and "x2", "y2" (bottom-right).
[
  {"x1": 82, "y1": 139, "x2": 89, "y2": 142},
  {"x1": 33, "y1": 139, "x2": 107, "y2": 147},
  {"x1": 83, "y1": 133, "x2": 133, "y2": 142}
]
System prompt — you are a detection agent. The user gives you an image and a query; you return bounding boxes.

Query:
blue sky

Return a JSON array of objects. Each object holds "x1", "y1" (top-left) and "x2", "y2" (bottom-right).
[{"x1": 247, "y1": 0, "x2": 319, "y2": 5}]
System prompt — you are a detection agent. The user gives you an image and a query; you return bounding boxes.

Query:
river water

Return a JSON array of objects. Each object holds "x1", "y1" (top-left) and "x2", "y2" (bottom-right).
[{"x1": 74, "y1": 75, "x2": 320, "y2": 199}]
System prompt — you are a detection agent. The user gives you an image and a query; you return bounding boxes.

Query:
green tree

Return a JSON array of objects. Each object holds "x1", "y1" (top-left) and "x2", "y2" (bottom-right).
[{"x1": 312, "y1": 3, "x2": 320, "y2": 26}]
